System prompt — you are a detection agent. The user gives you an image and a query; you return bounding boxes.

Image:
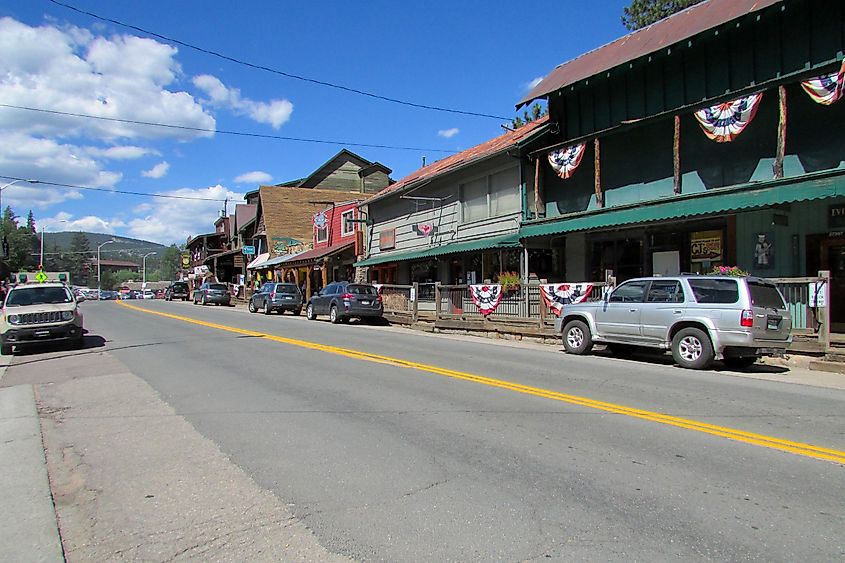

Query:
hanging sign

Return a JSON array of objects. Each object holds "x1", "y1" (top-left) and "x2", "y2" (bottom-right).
[
  {"x1": 469, "y1": 284, "x2": 503, "y2": 316},
  {"x1": 313, "y1": 212, "x2": 327, "y2": 228},
  {"x1": 540, "y1": 283, "x2": 593, "y2": 317},
  {"x1": 693, "y1": 93, "x2": 763, "y2": 142},
  {"x1": 413, "y1": 223, "x2": 437, "y2": 237},
  {"x1": 548, "y1": 144, "x2": 586, "y2": 179},
  {"x1": 801, "y1": 60, "x2": 845, "y2": 105}
]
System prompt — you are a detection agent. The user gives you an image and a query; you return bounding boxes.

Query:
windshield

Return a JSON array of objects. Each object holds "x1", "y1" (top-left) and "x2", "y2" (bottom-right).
[
  {"x1": 347, "y1": 284, "x2": 377, "y2": 296},
  {"x1": 6, "y1": 286, "x2": 73, "y2": 306},
  {"x1": 209, "y1": 284, "x2": 228, "y2": 291},
  {"x1": 276, "y1": 284, "x2": 299, "y2": 293}
]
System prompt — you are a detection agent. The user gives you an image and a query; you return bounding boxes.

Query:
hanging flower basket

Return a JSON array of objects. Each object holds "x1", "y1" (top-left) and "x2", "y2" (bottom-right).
[
  {"x1": 709, "y1": 265, "x2": 749, "y2": 277},
  {"x1": 497, "y1": 271, "x2": 521, "y2": 292}
]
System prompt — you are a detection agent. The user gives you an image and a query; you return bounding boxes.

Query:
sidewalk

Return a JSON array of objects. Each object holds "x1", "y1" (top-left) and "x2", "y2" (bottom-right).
[{"x1": 0, "y1": 383, "x2": 64, "y2": 562}]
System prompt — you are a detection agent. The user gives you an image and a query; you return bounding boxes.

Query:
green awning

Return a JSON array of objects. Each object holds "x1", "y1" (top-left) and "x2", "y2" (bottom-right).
[
  {"x1": 520, "y1": 170, "x2": 845, "y2": 239},
  {"x1": 355, "y1": 233, "x2": 521, "y2": 267}
]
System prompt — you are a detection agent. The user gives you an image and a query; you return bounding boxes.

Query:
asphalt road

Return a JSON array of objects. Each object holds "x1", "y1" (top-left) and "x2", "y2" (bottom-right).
[{"x1": 34, "y1": 300, "x2": 845, "y2": 560}]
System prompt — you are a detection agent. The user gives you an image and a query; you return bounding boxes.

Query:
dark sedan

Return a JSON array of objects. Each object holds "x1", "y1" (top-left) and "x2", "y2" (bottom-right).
[
  {"x1": 192, "y1": 282, "x2": 231, "y2": 306},
  {"x1": 165, "y1": 281, "x2": 190, "y2": 301},
  {"x1": 249, "y1": 282, "x2": 303, "y2": 315},
  {"x1": 305, "y1": 281, "x2": 383, "y2": 324}
]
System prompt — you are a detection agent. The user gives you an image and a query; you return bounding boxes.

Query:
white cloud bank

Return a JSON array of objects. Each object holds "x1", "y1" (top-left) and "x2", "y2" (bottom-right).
[
  {"x1": 193, "y1": 74, "x2": 293, "y2": 129},
  {"x1": 437, "y1": 128, "x2": 460, "y2": 139},
  {"x1": 142, "y1": 161, "x2": 170, "y2": 179},
  {"x1": 234, "y1": 170, "x2": 273, "y2": 184}
]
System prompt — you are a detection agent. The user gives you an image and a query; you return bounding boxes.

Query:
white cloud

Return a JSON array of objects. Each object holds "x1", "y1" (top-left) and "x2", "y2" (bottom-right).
[
  {"x1": 234, "y1": 170, "x2": 272, "y2": 184},
  {"x1": 437, "y1": 128, "x2": 460, "y2": 139},
  {"x1": 40, "y1": 211, "x2": 126, "y2": 233},
  {"x1": 125, "y1": 184, "x2": 244, "y2": 244},
  {"x1": 85, "y1": 146, "x2": 160, "y2": 160},
  {"x1": 524, "y1": 76, "x2": 544, "y2": 91},
  {"x1": 142, "y1": 161, "x2": 170, "y2": 179},
  {"x1": 193, "y1": 74, "x2": 293, "y2": 129}
]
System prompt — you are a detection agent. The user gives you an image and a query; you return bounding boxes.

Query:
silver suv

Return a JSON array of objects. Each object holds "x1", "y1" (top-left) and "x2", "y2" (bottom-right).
[
  {"x1": 554, "y1": 276, "x2": 792, "y2": 370},
  {"x1": 1, "y1": 282, "x2": 85, "y2": 355}
]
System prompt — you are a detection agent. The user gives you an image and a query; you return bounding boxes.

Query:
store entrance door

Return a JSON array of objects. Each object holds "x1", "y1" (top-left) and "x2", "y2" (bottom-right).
[{"x1": 821, "y1": 237, "x2": 845, "y2": 332}]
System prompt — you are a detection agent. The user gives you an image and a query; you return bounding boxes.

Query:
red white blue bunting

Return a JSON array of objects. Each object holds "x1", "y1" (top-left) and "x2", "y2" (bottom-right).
[
  {"x1": 693, "y1": 93, "x2": 763, "y2": 143},
  {"x1": 469, "y1": 284, "x2": 503, "y2": 317},
  {"x1": 548, "y1": 144, "x2": 586, "y2": 179},
  {"x1": 801, "y1": 60, "x2": 845, "y2": 105},
  {"x1": 540, "y1": 283, "x2": 594, "y2": 317}
]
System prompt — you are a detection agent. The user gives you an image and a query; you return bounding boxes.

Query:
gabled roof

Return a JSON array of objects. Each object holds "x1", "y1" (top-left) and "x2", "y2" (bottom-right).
[
  {"x1": 273, "y1": 149, "x2": 392, "y2": 189},
  {"x1": 234, "y1": 204, "x2": 257, "y2": 232},
  {"x1": 517, "y1": 0, "x2": 782, "y2": 107},
  {"x1": 365, "y1": 116, "x2": 549, "y2": 205}
]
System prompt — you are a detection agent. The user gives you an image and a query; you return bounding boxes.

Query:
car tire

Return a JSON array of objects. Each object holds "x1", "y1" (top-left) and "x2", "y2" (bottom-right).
[
  {"x1": 562, "y1": 319, "x2": 593, "y2": 355},
  {"x1": 201, "y1": 295, "x2": 208, "y2": 306},
  {"x1": 671, "y1": 327, "x2": 714, "y2": 370},
  {"x1": 722, "y1": 356, "x2": 757, "y2": 370},
  {"x1": 306, "y1": 304, "x2": 315, "y2": 320},
  {"x1": 248, "y1": 300, "x2": 256, "y2": 313},
  {"x1": 330, "y1": 305, "x2": 341, "y2": 324},
  {"x1": 293, "y1": 308, "x2": 301, "y2": 316},
  {"x1": 1, "y1": 343, "x2": 12, "y2": 356},
  {"x1": 263, "y1": 301, "x2": 271, "y2": 315}
]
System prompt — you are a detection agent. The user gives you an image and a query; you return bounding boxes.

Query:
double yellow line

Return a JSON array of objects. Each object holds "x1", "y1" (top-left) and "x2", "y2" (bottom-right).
[{"x1": 118, "y1": 301, "x2": 845, "y2": 465}]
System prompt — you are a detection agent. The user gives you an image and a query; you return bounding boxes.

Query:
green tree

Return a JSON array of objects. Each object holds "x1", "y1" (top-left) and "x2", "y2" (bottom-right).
[
  {"x1": 100, "y1": 269, "x2": 117, "y2": 291},
  {"x1": 26, "y1": 210, "x2": 36, "y2": 233},
  {"x1": 621, "y1": 0, "x2": 704, "y2": 31},
  {"x1": 159, "y1": 244, "x2": 182, "y2": 281},
  {"x1": 67, "y1": 232, "x2": 92, "y2": 286},
  {"x1": 113, "y1": 269, "x2": 141, "y2": 286},
  {"x1": 1, "y1": 206, "x2": 37, "y2": 272},
  {"x1": 511, "y1": 102, "x2": 548, "y2": 130}
]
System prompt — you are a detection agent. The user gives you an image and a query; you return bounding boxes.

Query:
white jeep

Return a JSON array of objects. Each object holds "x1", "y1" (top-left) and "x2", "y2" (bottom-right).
[{"x1": 1, "y1": 282, "x2": 85, "y2": 355}]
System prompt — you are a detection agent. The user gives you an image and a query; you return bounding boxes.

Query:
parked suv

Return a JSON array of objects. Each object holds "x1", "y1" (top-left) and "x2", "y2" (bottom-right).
[
  {"x1": 165, "y1": 281, "x2": 189, "y2": 301},
  {"x1": 1, "y1": 282, "x2": 85, "y2": 355},
  {"x1": 555, "y1": 276, "x2": 792, "y2": 370},
  {"x1": 193, "y1": 282, "x2": 231, "y2": 306},
  {"x1": 306, "y1": 281, "x2": 383, "y2": 324},
  {"x1": 249, "y1": 282, "x2": 303, "y2": 315}
]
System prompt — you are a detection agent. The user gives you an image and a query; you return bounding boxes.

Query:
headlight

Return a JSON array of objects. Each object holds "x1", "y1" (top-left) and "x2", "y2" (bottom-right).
[
  {"x1": 7, "y1": 314, "x2": 19, "y2": 325},
  {"x1": 61, "y1": 310, "x2": 75, "y2": 321}
]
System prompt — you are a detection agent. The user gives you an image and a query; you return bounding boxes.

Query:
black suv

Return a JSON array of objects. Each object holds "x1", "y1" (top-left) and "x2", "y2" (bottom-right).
[
  {"x1": 164, "y1": 281, "x2": 189, "y2": 301},
  {"x1": 305, "y1": 281, "x2": 383, "y2": 324}
]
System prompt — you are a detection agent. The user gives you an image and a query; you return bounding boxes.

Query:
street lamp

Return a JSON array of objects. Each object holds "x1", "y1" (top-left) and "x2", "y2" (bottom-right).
[
  {"x1": 0, "y1": 179, "x2": 38, "y2": 216},
  {"x1": 97, "y1": 239, "x2": 115, "y2": 298},
  {"x1": 142, "y1": 252, "x2": 156, "y2": 289}
]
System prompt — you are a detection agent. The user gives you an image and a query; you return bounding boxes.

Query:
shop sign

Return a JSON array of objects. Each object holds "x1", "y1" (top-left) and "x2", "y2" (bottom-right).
[
  {"x1": 413, "y1": 223, "x2": 437, "y2": 237},
  {"x1": 690, "y1": 230, "x2": 722, "y2": 263},
  {"x1": 379, "y1": 228, "x2": 396, "y2": 250},
  {"x1": 193, "y1": 265, "x2": 209, "y2": 275},
  {"x1": 829, "y1": 204, "x2": 845, "y2": 228},
  {"x1": 181, "y1": 252, "x2": 191, "y2": 269}
]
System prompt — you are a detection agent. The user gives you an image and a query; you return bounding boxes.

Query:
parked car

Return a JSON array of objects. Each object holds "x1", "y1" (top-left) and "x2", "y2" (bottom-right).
[
  {"x1": 142, "y1": 289, "x2": 155, "y2": 299},
  {"x1": 165, "y1": 281, "x2": 190, "y2": 301},
  {"x1": 555, "y1": 275, "x2": 792, "y2": 370},
  {"x1": 249, "y1": 282, "x2": 303, "y2": 315},
  {"x1": 305, "y1": 281, "x2": 383, "y2": 324},
  {"x1": 193, "y1": 282, "x2": 231, "y2": 306},
  {"x1": 0, "y1": 282, "x2": 85, "y2": 355}
]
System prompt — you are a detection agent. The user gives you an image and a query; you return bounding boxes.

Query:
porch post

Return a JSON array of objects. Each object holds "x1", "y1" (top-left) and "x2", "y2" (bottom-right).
[
  {"x1": 434, "y1": 282, "x2": 442, "y2": 321},
  {"x1": 673, "y1": 115, "x2": 682, "y2": 194},
  {"x1": 819, "y1": 270, "x2": 831, "y2": 352},
  {"x1": 412, "y1": 281, "x2": 419, "y2": 323},
  {"x1": 594, "y1": 138, "x2": 603, "y2": 208},
  {"x1": 534, "y1": 157, "x2": 543, "y2": 218},
  {"x1": 774, "y1": 85, "x2": 787, "y2": 179}
]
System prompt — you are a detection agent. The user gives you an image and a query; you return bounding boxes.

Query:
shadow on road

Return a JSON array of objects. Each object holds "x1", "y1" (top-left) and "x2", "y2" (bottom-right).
[{"x1": 582, "y1": 347, "x2": 791, "y2": 374}]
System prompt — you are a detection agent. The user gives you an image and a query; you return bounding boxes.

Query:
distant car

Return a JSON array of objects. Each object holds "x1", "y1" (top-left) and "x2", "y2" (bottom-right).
[
  {"x1": 155, "y1": 289, "x2": 165, "y2": 299},
  {"x1": 305, "y1": 281, "x2": 383, "y2": 324},
  {"x1": 193, "y1": 282, "x2": 231, "y2": 306},
  {"x1": 142, "y1": 289, "x2": 155, "y2": 299},
  {"x1": 99, "y1": 290, "x2": 118, "y2": 300},
  {"x1": 249, "y1": 282, "x2": 303, "y2": 315},
  {"x1": 165, "y1": 281, "x2": 190, "y2": 301}
]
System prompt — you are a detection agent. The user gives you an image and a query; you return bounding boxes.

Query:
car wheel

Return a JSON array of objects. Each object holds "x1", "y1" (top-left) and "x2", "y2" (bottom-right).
[
  {"x1": 201, "y1": 295, "x2": 207, "y2": 306},
  {"x1": 1, "y1": 343, "x2": 12, "y2": 356},
  {"x1": 330, "y1": 305, "x2": 341, "y2": 324},
  {"x1": 306, "y1": 304, "x2": 315, "y2": 320},
  {"x1": 722, "y1": 356, "x2": 757, "y2": 370},
  {"x1": 293, "y1": 308, "x2": 301, "y2": 316},
  {"x1": 562, "y1": 319, "x2": 593, "y2": 355},
  {"x1": 248, "y1": 300, "x2": 256, "y2": 313},
  {"x1": 263, "y1": 301, "x2": 271, "y2": 315},
  {"x1": 671, "y1": 327, "x2": 714, "y2": 370}
]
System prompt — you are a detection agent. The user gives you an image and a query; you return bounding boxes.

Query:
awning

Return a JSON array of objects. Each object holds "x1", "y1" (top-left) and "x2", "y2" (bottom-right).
[
  {"x1": 262, "y1": 250, "x2": 309, "y2": 268},
  {"x1": 203, "y1": 248, "x2": 244, "y2": 264},
  {"x1": 283, "y1": 242, "x2": 355, "y2": 268},
  {"x1": 246, "y1": 252, "x2": 270, "y2": 269},
  {"x1": 520, "y1": 170, "x2": 845, "y2": 239},
  {"x1": 355, "y1": 233, "x2": 521, "y2": 268}
]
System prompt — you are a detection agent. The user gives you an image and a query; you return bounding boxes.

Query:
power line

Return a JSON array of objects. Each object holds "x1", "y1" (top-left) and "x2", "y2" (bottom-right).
[
  {"x1": 0, "y1": 176, "x2": 229, "y2": 202},
  {"x1": 47, "y1": 0, "x2": 511, "y2": 121},
  {"x1": 0, "y1": 103, "x2": 458, "y2": 154}
]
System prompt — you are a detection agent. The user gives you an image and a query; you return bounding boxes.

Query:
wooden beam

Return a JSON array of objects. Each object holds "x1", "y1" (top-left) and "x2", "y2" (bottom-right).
[
  {"x1": 533, "y1": 157, "x2": 543, "y2": 218},
  {"x1": 673, "y1": 115, "x2": 682, "y2": 194},
  {"x1": 774, "y1": 85, "x2": 787, "y2": 179},
  {"x1": 594, "y1": 138, "x2": 603, "y2": 208}
]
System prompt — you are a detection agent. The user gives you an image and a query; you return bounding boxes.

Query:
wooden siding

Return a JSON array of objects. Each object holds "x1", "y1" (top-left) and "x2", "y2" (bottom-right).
[{"x1": 313, "y1": 201, "x2": 359, "y2": 249}]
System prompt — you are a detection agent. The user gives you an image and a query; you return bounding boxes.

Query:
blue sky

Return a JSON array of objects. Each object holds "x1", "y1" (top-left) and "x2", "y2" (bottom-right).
[{"x1": 0, "y1": 0, "x2": 630, "y2": 245}]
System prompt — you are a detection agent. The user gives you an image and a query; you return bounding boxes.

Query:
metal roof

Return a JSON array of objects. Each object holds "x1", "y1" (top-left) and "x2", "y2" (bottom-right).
[
  {"x1": 355, "y1": 233, "x2": 521, "y2": 268},
  {"x1": 517, "y1": 0, "x2": 783, "y2": 107}
]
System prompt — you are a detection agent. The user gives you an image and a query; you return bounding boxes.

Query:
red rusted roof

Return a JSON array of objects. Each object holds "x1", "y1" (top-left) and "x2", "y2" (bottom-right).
[
  {"x1": 365, "y1": 116, "x2": 549, "y2": 204},
  {"x1": 280, "y1": 241, "x2": 355, "y2": 266},
  {"x1": 517, "y1": 0, "x2": 782, "y2": 107}
]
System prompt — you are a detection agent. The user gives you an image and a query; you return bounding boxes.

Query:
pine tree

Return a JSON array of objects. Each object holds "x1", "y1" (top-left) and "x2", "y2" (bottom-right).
[
  {"x1": 26, "y1": 210, "x2": 36, "y2": 234},
  {"x1": 621, "y1": 0, "x2": 704, "y2": 31},
  {"x1": 67, "y1": 232, "x2": 92, "y2": 286},
  {"x1": 511, "y1": 102, "x2": 548, "y2": 130},
  {"x1": 0, "y1": 206, "x2": 37, "y2": 272}
]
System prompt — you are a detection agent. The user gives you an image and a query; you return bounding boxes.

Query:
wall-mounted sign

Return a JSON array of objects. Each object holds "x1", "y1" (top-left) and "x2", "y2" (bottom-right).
[
  {"x1": 314, "y1": 212, "x2": 327, "y2": 228},
  {"x1": 829, "y1": 204, "x2": 845, "y2": 228},
  {"x1": 413, "y1": 223, "x2": 437, "y2": 237},
  {"x1": 690, "y1": 230, "x2": 722, "y2": 263},
  {"x1": 242, "y1": 245, "x2": 256, "y2": 255},
  {"x1": 181, "y1": 252, "x2": 191, "y2": 269},
  {"x1": 271, "y1": 236, "x2": 302, "y2": 256},
  {"x1": 379, "y1": 228, "x2": 396, "y2": 250}
]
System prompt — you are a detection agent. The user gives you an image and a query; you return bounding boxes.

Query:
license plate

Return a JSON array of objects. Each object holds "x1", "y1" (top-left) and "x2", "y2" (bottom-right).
[
  {"x1": 361, "y1": 300, "x2": 370, "y2": 305},
  {"x1": 34, "y1": 329, "x2": 51, "y2": 338},
  {"x1": 283, "y1": 296, "x2": 292, "y2": 300}
]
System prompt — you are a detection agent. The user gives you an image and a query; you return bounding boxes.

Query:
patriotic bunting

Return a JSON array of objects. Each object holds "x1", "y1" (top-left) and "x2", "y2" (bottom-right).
[
  {"x1": 540, "y1": 283, "x2": 594, "y2": 317},
  {"x1": 693, "y1": 93, "x2": 763, "y2": 143},
  {"x1": 801, "y1": 60, "x2": 845, "y2": 105},
  {"x1": 469, "y1": 284, "x2": 503, "y2": 317},
  {"x1": 548, "y1": 144, "x2": 586, "y2": 179}
]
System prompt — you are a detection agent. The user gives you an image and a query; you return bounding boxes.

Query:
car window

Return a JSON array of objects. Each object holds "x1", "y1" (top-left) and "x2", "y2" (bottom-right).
[
  {"x1": 277, "y1": 284, "x2": 299, "y2": 293},
  {"x1": 688, "y1": 278, "x2": 739, "y2": 304},
  {"x1": 6, "y1": 286, "x2": 73, "y2": 306},
  {"x1": 748, "y1": 281, "x2": 785, "y2": 308},
  {"x1": 609, "y1": 281, "x2": 648, "y2": 303},
  {"x1": 647, "y1": 281, "x2": 684, "y2": 303},
  {"x1": 347, "y1": 284, "x2": 377, "y2": 296}
]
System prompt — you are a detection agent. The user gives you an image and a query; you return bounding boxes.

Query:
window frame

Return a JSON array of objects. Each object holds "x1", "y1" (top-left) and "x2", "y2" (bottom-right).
[
  {"x1": 341, "y1": 209, "x2": 355, "y2": 237},
  {"x1": 609, "y1": 280, "x2": 649, "y2": 303},
  {"x1": 460, "y1": 165, "x2": 521, "y2": 224},
  {"x1": 316, "y1": 224, "x2": 328, "y2": 243}
]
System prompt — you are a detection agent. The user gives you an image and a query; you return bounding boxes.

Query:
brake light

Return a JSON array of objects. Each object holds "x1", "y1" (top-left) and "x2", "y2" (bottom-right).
[
  {"x1": 376, "y1": 294, "x2": 383, "y2": 303},
  {"x1": 270, "y1": 291, "x2": 276, "y2": 300},
  {"x1": 341, "y1": 293, "x2": 355, "y2": 300},
  {"x1": 740, "y1": 309, "x2": 754, "y2": 327}
]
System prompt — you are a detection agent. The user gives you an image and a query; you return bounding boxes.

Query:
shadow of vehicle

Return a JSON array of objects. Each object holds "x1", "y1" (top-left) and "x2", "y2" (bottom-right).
[
  {"x1": 10, "y1": 335, "x2": 107, "y2": 357},
  {"x1": 586, "y1": 345, "x2": 790, "y2": 374}
]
